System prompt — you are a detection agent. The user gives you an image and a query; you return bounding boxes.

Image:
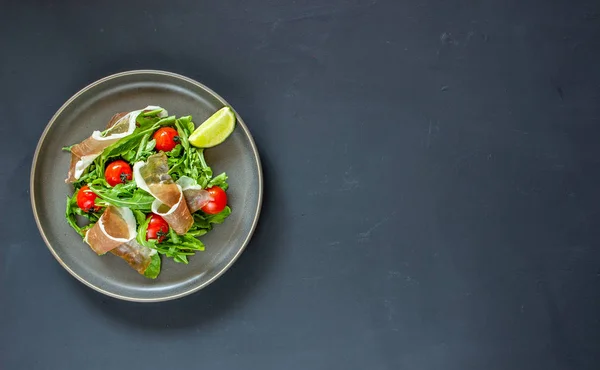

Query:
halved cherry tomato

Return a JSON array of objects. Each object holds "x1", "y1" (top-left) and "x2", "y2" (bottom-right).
[
  {"x1": 76, "y1": 185, "x2": 102, "y2": 213},
  {"x1": 201, "y1": 186, "x2": 227, "y2": 215},
  {"x1": 105, "y1": 160, "x2": 133, "y2": 187},
  {"x1": 153, "y1": 127, "x2": 179, "y2": 152},
  {"x1": 146, "y1": 214, "x2": 169, "y2": 243}
]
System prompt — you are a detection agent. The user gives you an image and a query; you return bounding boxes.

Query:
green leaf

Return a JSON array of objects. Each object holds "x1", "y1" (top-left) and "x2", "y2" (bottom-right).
[
  {"x1": 145, "y1": 139, "x2": 156, "y2": 151},
  {"x1": 136, "y1": 115, "x2": 158, "y2": 129},
  {"x1": 65, "y1": 196, "x2": 83, "y2": 236},
  {"x1": 157, "y1": 115, "x2": 176, "y2": 125},
  {"x1": 186, "y1": 229, "x2": 208, "y2": 237},
  {"x1": 167, "y1": 144, "x2": 183, "y2": 158},
  {"x1": 62, "y1": 145, "x2": 73, "y2": 152},
  {"x1": 181, "y1": 234, "x2": 205, "y2": 250},
  {"x1": 207, "y1": 172, "x2": 228, "y2": 190},
  {"x1": 134, "y1": 133, "x2": 151, "y2": 162},
  {"x1": 178, "y1": 115, "x2": 195, "y2": 135},
  {"x1": 142, "y1": 108, "x2": 164, "y2": 117},
  {"x1": 136, "y1": 216, "x2": 156, "y2": 249},
  {"x1": 198, "y1": 149, "x2": 213, "y2": 178},
  {"x1": 132, "y1": 209, "x2": 147, "y2": 226},
  {"x1": 89, "y1": 184, "x2": 154, "y2": 210},
  {"x1": 173, "y1": 255, "x2": 189, "y2": 264},
  {"x1": 205, "y1": 206, "x2": 231, "y2": 224},
  {"x1": 190, "y1": 206, "x2": 231, "y2": 231},
  {"x1": 168, "y1": 227, "x2": 181, "y2": 244},
  {"x1": 143, "y1": 253, "x2": 161, "y2": 279},
  {"x1": 174, "y1": 120, "x2": 190, "y2": 152},
  {"x1": 167, "y1": 156, "x2": 185, "y2": 178}
]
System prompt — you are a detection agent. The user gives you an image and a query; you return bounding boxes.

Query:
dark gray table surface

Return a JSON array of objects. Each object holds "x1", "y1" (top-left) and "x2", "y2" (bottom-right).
[{"x1": 2, "y1": 0, "x2": 600, "y2": 369}]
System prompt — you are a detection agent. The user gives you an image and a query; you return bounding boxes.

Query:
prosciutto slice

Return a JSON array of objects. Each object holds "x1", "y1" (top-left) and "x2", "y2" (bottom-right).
[
  {"x1": 176, "y1": 176, "x2": 210, "y2": 213},
  {"x1": 65, "y1": 105, "x2": 167, "y2": 183},
  {"x1": 84, "y1": 206, "x2": 137, "y2": 255},
  {"x1": 110, "y1": 240, "x2": 157, "y2": 275},
  {"x1": 133, "y1": 153, "x2": 194, "y2": 234}
]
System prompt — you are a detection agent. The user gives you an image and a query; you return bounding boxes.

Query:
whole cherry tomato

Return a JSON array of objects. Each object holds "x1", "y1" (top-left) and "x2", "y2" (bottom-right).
[
  {"x1": 153, "y1": 127, "x2": 180, "y2": 152},
  {"x1": 146, "y1": 213, "x2": 169, "y2": 243},
  {"x1": 105, "y1": 160, "x2": 133, "y2": 186},
  {"x1": 201, "y1": 186, "x2": 227, "y2": 215},
  {"x1": 76, "y1": 185, "x2": 102, "y2": 213}
]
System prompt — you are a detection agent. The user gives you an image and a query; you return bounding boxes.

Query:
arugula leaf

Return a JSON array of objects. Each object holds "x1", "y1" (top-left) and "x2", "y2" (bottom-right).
[
  {"x1": 181, "y1": 234, "x2": 206, "y2": 250},
  {"x1": 168, "y1": 227, "x2": 181, "y2": 244},
  {"x1": 136, "y1": 216, "x2": 156, "y2": 249},
  {"x1": 143, "y1": 253, "x2": 161, "y2": 279},
  {"x1": 186, "y1": 229, "x2": 208, "y2": 237},
  {"x1": 173, "y1": 255, "x2": 189, "y2": 264},
  {"x1": 155, "y1": 116, "x2": 176, "y2": 127},
  {"x1": 72, "y1": 206, "x2": 101, "y2": 222},
  {"x1": 208, "y1": 172, "x2": 228, "y2": 190},
  {"x1": 205, "y1": 206, "x2": 232, "y2": 224},
  {"x1": 189, "y1": 207, "x2": 232, "y2": 231},
  {"x1": 145, "y1": 139, "x2": 156, "y2": 151},
  {"x1": 174, "y1": 120, "x2": 190, "y2": 152},
  {"x1": 65, "y1": 196, "x2": 83, "y2": 236},
  {"x1": 133, "y1": 133, "x2": 151, "y2": 162},
  {"x1": 178, "y1": 116, "x2": 195, "y2": 136},
  {"x1": 198, "y1": 149, "x2": 213, "y2": 178},
  {"x1": 132, "y1": 209, "x2": 146, "y2": 226},
  {"x1": 142, "y1": 108, "x2": 164, "y2": 117},
  {"x1": 89, "y1": 184, "x2": 154, "y2": 210},
  {"x1": 136, "y1": 115, "x2": 157, "y2": 129},
  {"x1": 167, "y1": 144, "x2": 183, "y2": 158}
]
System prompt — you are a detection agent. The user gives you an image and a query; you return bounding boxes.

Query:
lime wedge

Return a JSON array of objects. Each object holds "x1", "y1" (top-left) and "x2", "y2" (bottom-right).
[{"x1": 189, "y1": 107, "x2": 236, "y2": 148}]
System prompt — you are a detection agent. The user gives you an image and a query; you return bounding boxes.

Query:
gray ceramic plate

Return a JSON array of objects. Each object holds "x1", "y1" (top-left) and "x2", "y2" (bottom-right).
[{"x1": 30, "y1": 70, "x2": 262, "y2": 302}]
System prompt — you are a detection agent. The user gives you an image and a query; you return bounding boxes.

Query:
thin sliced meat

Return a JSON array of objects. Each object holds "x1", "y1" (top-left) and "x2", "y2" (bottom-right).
[
  {"x1": 133, "y1": 153, "x2": 180, "y2": 205},
  {"x1": 110, "y1": 239, "x2": 157, "y2": 275},
  {"x1": 176, "y1": 176, "x2": 210, "y2": 213},
  {"x1": 105, "y1": 112, "x2": 128, "y2": 129},
  {"x1": 84, "y1": 206, "x2": 136, "y2": 255},
  {"x1": 134, "y1": 153, "x2": 194, "y2": 234},
  {"x1": 150, "y1": 189, "x2": 193, "y2": 234},
  {"x1": 65, "y1": 106, "x2": 167, "y2": 183}
]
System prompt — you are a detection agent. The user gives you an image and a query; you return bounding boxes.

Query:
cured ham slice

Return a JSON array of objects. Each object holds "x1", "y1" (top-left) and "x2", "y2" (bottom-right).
[
  {"x1": 151, "y1": 192, "x2": 193, "y2": 235},
  {"x1": 84, "y1": 206, "x2": 137, "y2": 255},
  {"x1": 110, "y1": 240, "x2": 158, "y2": 276},
  {"x1": 65, "y1": 106, "x2": 167, "y2": 183},
  {"x1": 176, "y1": 176, "x2": 210, "y2": 213},
  {"x1": 133, "y1": 153, "x2": 194, "y2": 234}
]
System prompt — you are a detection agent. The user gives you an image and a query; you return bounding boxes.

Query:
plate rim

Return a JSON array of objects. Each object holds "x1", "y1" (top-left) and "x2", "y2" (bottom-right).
[{"x1": 30, "y1": 69, "x2": 263, "y2": 302}]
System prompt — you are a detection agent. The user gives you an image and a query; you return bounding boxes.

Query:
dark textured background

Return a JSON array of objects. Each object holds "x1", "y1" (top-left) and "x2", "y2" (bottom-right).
[{"x1": 2, "y1": 0, "x2": 600, "y2": 369}]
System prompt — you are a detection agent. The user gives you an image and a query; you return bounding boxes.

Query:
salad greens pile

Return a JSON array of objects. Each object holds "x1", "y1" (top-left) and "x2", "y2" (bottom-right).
[{"x1": 65, "y1": 109, "x2": 231, "y2": 267}]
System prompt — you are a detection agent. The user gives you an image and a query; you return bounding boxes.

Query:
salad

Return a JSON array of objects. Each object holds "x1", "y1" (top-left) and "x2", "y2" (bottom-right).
[{"x1": 63, "y1": 106, "x2": 236, "y2": 279}]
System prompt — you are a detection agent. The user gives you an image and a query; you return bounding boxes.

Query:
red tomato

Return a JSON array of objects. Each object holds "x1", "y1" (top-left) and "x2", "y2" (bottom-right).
[
  {"x1": 153, "y1": 127, "x2": 179, "y2": 152},
  {"x1": 146, "y1": 214, "x2": 169, "y2": 243},
  {"x1": 105, "y1": 160, "x2": 133, "y2": 187},
  {"x1": 76, "y1": 185, "x2": 102, "y2": 213},
  {"x1": 201, "y1": 186, "x2": 228, "y2": 215}
]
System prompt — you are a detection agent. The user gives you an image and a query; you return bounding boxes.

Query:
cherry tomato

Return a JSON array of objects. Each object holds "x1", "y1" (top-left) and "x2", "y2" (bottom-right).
[
  {"x1": 146, "y1": 214, "x2": 169, "y2": 243},
  {"x1": 104, "y1": 160, "x2": 133, "y2": 187},
  {"x1": 201, "y1": 186, "x2": 228, "y2": 215},
  {"x1": 153, "y1": 127, "x2": 180, "y2": 152},
  {"x1": 76, "y1": 185, "x2": 102, "y2": 213}
]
